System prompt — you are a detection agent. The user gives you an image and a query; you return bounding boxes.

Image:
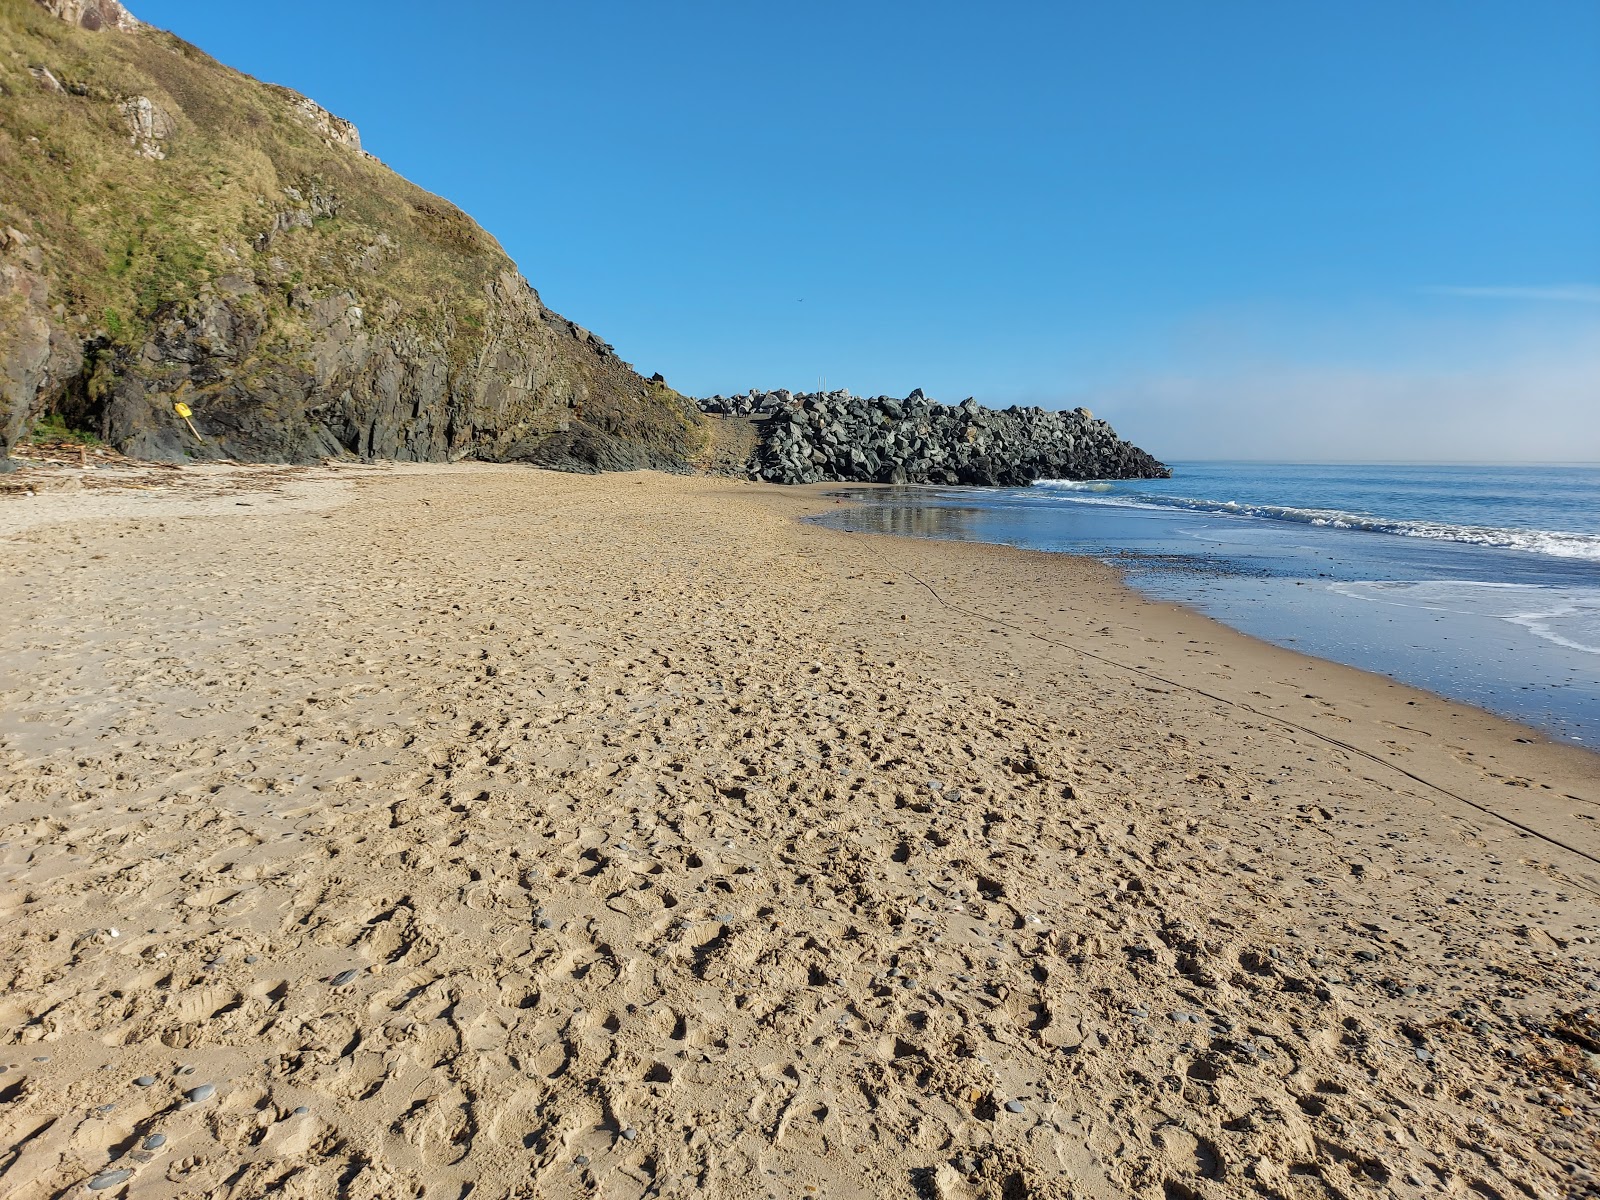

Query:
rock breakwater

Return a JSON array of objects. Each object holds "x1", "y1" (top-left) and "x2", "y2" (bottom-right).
[{"x1": 701, "y1": 389, "x2": 1168, "y2": 485}]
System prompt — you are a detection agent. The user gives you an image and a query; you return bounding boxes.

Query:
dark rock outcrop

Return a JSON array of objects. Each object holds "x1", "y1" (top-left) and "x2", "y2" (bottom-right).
[
  {"x1": 0, "y1": 227, "x2": 81, "y2": 468},
  {"x1": 90, "y1": 267, "x2": 701, "y2": 473},
  {"x1": 0, "y1": 0, "x2": 705, "y2": 472},
  {"x1": 715, "y1": 389, "x2": 1168, "y2": 485}
]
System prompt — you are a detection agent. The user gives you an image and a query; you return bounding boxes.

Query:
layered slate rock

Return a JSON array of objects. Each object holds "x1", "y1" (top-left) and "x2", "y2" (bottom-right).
[
  {"x1": 710, "y1": 389, "x2": 1169, "y2": 485},
  {"x1": 0, "y1": 0, "x2": 704, "y2": 473}
]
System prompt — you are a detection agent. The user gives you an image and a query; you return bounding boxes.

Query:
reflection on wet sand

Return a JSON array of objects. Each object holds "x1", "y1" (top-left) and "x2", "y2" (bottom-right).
[{"x1": 824, "y1": 489, "x2": 987, "y2": 539}]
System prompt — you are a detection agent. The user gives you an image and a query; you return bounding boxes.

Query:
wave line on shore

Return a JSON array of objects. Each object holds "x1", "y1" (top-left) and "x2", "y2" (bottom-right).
[
  {"x1": 1033, "y1": 482, "x2": 1600, "y2": 561},
  {"x1": 891, "y1": 559, "x2": 1600, "y2": 885}
]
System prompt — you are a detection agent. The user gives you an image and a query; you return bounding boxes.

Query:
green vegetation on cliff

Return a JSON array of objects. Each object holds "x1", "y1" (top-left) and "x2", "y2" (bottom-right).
[{"x1": 0, "y1": 0, "x2": 707, "y2": 469}]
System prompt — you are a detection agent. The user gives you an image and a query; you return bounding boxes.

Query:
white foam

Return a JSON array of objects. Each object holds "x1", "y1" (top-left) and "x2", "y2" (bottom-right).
[
  {"x1": 1034, "y1": 479, "x2": 1116, "y2": 493},
  {"x1": 1330, "y1": 580, "x2": 1600, "y2": 656},
  {"x1": 1031, "y1": 482, "x2": 1600, "y2": 562}
]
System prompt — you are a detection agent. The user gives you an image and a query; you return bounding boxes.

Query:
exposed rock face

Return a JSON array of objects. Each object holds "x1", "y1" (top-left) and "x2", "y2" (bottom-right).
[
  {"x1": 96, "y1": 266, "x2": 699, "y2": 472},
  {"x1": 721, "y1": 389, "x2": 1168, "y2": 485},
  {"x1": 266, "y1": 85, "x2": 365, "y2": 154},
  {"x1": 0, "y1": 228, "x2": 78, "y2": 471},
  {"x1": 3, "y1": 0, "x2": 705, "y2": 473},
  {"x1": 35, "y1": 0, "x2": 139, "y2": 30},
  {"x1": 118, "y1": 94, "x2": 172, "y2": 158}
]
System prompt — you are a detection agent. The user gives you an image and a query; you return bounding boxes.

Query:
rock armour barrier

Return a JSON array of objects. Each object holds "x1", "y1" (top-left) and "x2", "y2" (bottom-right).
[{"x1": 703, "y1": 389, "x2": 1169, "y2": 485}]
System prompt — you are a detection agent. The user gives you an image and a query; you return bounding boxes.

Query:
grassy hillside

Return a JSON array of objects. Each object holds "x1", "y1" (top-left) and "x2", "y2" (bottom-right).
[{"x1": 0, "y1": 0, "x2": 706, "y2": 468}]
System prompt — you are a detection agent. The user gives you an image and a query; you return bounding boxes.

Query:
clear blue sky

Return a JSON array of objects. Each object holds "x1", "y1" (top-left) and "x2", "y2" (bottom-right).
[{"x1": 134, "y1": 0, "x2": 1599, "y2": 461}]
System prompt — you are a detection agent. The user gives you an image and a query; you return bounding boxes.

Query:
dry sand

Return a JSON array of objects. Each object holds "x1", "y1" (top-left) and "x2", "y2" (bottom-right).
[{"x1": 1, "y1": 463, "x2": 1596, "y2": 1200}]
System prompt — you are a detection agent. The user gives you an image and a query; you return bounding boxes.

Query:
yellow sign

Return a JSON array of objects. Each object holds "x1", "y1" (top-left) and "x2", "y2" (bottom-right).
[{"x1": 173, "y1": 402, "x2": 193, "y2": 419}]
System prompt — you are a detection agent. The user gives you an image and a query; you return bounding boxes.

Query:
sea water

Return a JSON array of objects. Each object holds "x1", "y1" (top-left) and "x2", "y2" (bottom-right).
[{"x1": 815, "y1": 463, "x2": 1600, "y2": 744}]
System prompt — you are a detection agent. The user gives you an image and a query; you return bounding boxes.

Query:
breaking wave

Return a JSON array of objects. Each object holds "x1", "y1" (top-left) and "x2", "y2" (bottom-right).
[
  {"x1": 1329, "y1": 580, "x2": 1600, "y2": 656},
  {"x1": 1032, "y1": 480, "x2": 1600, "y2": 562}
]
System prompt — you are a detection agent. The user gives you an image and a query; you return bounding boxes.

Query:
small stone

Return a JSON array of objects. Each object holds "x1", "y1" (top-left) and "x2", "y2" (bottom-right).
[
  {"x1": 1005, "y1": 1100, "x2": 1025, "y2": 1114},
  {"x1": 177, "y1": 1066, "x2": 194, "y2": 1076},
  {"x1": 88, "y1": 1169, "x2": 135, "y2": 1190},
  {"x1": 621, "y1": 1127, "x2": 638, "y2": 1141},
  {"x1": 32, "y1": 1056, "x2": 49, "y2": 1063},
  {"x1": 142, "y1": 1134, "x2": 166, "y2": 1150},
  {"x1": 185, "y1": 1084, "x2": 216, "y2": 1104},
  {"x1": 133, "y1": 1076, "x2": 156, "y2": 1088},
  {"x1": 329, "y1": 969, "x2": 358, "y2": 987},
  {"x1": 575, "y1": 1154, "x2": 590, "y2": 1166},
  {"x1": 244, "y1": 955, "x2": 260, "y2": 964},
  {"x1": 292, "y1": 1106, "x2": 309, "y2": 1115}
]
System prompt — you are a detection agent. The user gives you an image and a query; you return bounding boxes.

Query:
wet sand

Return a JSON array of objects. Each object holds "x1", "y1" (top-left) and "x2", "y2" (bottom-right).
[{"x1": 1, "y1": 463, "x2": 1596, "y2": 1199}]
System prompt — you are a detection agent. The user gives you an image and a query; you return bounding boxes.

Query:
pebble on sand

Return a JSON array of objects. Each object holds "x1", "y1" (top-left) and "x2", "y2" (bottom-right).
[
  {"x1": 142, "y1": 1133, "x2": 166, "y2": 1150},
  {"x1": 133, "y1": 1076, "x2": 156, "y2": 1087},
  {"x1": 329, "y1": 969, "x2": 358, "y2": 986},
  {"x1": 88, "y1": 1169, "x2": 135, "y2": 1190},
  {"x1": 1005, "y1": 1100, "x2": 1026, "y2": 1113},
  {"x1": 185, "y1": 1083, "x2": 216, "y2": 1104}
]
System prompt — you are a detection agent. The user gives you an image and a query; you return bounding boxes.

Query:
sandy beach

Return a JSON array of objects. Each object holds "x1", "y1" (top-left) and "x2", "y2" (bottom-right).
[{"x1": 1, "y1": 463, "x2": 1596, "y2": 1200}]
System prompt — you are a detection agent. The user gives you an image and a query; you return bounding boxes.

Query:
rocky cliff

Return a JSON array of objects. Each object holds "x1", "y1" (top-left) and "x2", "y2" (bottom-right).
[
  {"x1": 707, "y1": 389, "x2": 1169, "y2": 485},
  {"x1": 0, "y1": 0, "x2": 706, "y2": 471}
]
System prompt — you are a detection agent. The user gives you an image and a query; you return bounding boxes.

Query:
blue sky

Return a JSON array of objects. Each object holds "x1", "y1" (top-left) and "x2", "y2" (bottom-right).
[{"x1": 134, "y1": 0, "x2": 1599, "y2": 460}]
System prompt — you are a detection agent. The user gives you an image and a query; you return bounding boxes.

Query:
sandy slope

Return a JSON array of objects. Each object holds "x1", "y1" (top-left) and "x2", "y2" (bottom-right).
[{"x1": 0, "y1": 464, "x2": 1596, "y2": 1200}]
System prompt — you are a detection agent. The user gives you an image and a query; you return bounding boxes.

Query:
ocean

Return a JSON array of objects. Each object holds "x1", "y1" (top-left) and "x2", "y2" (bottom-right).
[{"x1": 813, "y1": 462, "x2": 1600, "y2": 745}]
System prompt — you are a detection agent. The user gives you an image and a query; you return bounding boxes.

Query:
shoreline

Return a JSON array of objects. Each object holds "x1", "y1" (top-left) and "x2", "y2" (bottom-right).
[
  {"x1": 2, "y1": 462, "x2": 1597, "y2": 1199},
  {"x1": 810, "y1": 475, "x2": 1600, "y2": 747},
  {"x1": 776, "y1": 481, "x2": 1600, "y2": 869}
]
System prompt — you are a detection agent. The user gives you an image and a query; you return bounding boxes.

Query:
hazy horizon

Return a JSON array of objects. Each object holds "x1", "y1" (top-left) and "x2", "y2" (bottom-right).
[{"x1": 133, "y1": 0, "x2": 1600, "y2": 463}]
